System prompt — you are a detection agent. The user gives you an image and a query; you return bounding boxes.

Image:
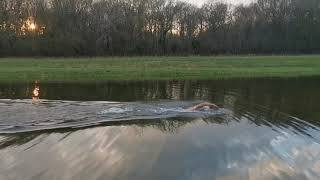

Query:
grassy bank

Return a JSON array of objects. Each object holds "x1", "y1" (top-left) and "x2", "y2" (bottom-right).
[{"x1": 1, "y1": 56, "x2": 320, "y2": 82}]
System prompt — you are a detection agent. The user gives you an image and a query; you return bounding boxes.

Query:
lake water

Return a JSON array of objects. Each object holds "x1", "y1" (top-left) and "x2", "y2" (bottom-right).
[{"x1": 0, "y1": 77, "x2": 320, "y2": 180}]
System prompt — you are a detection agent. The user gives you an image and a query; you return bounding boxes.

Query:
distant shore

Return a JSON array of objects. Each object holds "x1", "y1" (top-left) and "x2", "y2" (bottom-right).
[{"x1": 1, "y1": 56, "x2": 320, "y2": 82}]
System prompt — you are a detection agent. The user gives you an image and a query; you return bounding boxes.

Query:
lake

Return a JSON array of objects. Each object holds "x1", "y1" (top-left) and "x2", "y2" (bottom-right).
[{"x1": 0, "y1": 77, "x2": 320, "y2": 180}]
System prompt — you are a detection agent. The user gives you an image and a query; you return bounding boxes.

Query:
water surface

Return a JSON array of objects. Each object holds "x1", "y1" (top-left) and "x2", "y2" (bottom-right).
[{"x1": 0, "y1": 77, "x2": 320, "y2": 180}]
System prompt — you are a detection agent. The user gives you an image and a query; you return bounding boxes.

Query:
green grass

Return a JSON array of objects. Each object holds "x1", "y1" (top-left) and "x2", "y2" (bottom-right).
[{"x1": 1, "y1": 56, "x2": 320, "y2": 82}]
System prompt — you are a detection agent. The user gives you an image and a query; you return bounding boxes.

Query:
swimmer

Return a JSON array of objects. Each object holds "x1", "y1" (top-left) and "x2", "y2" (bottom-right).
[{"x1": 187, "y1": 102, "x2": 219, "y2": 111}]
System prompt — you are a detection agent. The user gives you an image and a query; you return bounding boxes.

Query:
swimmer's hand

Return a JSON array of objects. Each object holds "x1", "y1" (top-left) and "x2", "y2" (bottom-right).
[{"x1": 187, "y1": 102, "x2": 219, "y2": 111}]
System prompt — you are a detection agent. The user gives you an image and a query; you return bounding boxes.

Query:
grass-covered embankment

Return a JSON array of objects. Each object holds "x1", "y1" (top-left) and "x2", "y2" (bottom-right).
[{"x1": 1, "y1": 56, "x2": 320, "y2": 82}]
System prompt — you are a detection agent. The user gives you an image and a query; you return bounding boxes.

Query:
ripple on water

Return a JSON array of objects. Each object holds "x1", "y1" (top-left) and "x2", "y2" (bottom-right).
[{"x1": 0, "y1": 99, "x2": 229, "y2": 133}]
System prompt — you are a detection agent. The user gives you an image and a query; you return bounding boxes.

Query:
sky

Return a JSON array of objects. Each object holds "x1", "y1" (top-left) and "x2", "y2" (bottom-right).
[{"x1": 184, "y1": 0, "x2": 253, "y2": 6}]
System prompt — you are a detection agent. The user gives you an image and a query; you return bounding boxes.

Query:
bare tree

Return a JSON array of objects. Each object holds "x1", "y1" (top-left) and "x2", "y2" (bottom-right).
[{"x1": 1, "y1": 0, "x2": 320, "y2": 56}]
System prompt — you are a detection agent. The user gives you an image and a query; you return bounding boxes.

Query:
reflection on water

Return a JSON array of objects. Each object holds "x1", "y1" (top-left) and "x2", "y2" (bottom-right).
[
  {"x1": 32, "y1": 81, "x2": 40, "y2": 103},
  {"x1": 0, "y1": 77, "x2": 320, "y2": 180}
]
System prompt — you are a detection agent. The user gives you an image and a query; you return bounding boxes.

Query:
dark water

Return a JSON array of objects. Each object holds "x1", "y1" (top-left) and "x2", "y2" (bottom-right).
[{"x1": 0, "y1": 77, "x2": 320, "y2": 180}]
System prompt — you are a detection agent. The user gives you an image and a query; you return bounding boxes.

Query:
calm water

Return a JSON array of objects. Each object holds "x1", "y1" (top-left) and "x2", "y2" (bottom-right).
[{"x1": 0, "y1": 77, "x2": 320, "y2": 180}]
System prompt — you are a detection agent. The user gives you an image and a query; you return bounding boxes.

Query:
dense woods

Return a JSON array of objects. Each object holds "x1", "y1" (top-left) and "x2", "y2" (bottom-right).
[{"x1": 1, "y1": 0, "x2": 320, "y2": 56}]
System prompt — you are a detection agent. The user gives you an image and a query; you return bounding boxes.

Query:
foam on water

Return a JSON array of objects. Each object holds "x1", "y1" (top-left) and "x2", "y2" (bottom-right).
[{"x1": 99, "y1": 107, "x2": 133, "y2": 114}]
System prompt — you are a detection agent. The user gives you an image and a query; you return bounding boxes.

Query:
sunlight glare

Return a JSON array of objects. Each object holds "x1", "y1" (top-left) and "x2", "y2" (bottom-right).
[
  {"x1": 29, "y1": 23, "x2": 36, "y2": 30},
  {"x1": 25, "y1": 17, "x2": 37, "y2": 32},
  {"x1": 32, "y1": 81, "x2": 40, "y2": 104}
]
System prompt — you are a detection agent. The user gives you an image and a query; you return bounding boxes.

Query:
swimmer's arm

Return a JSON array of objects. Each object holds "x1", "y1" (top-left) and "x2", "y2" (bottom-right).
[
  {"x1": 187, "y1": 102, "x2": 219, "y2": 111},
  {"x1": 198, "y1": 102, "x2": 219, "y2": 109}
]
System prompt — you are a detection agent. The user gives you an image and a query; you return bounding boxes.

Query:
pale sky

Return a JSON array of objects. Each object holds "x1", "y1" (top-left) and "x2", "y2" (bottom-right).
[{"x1": 184, "y1": 0, "x2": 253, "y2": 6}]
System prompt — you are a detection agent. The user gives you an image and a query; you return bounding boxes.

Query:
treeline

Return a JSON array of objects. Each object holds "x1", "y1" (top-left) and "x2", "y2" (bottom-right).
[{"x1": 1, "y1": 0, "x2": 320, "y2": 56}]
